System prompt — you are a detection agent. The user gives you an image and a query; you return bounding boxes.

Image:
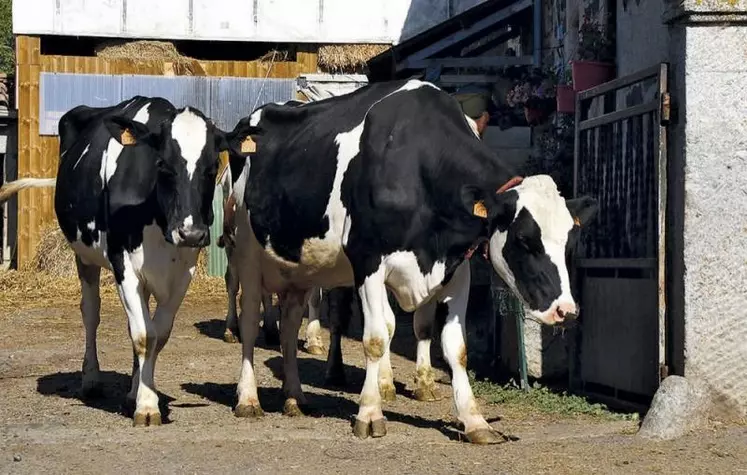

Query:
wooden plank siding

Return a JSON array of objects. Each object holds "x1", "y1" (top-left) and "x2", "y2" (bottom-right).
[{"x1": 13, "y1": 35, "x2": 318, "y2": 267}]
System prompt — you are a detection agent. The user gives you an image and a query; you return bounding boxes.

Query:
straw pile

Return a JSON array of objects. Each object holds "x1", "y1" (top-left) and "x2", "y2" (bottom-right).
[
  {"x1": 0, "y1": 224, "x2": 223, "y2": 309},
  {"x1": 95, "y1": 40, "x2": 206, "y2": 76},
  {"x1": 318, "y1": 44, "x2": 390, "y2": 73}
]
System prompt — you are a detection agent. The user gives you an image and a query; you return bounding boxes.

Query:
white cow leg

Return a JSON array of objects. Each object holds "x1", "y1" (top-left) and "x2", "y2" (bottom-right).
[
  {"x1": 353, "y1": 268, "x2": 390, "y2": 439},
  {"x1": 304, "y1": 287, "x2": 325, "y2": 356},
  {"x1": 413, "y1": 299, "x2": 441, "y2": 402},
  {"x1": 235, "y1": 259, "x2": 264, "y2": 418},
  {"x1": 115, "y1": 254, "x2": 160, "y2": 427},
  {"x1": 439, "y1": 262, "x2": 502, "y2": 444},
  {"x1": 378, "y1": 295, "x2": 396, "y2": 403},
  {"x1": 75, "y1": 256, "x2": 102, "y2": 399},
  {"x1": 279, "y1": 288, "x2": 311, "y2": 416},
  {"x1": 223, "y1": 245, "x2": 240, "y2": 343}
]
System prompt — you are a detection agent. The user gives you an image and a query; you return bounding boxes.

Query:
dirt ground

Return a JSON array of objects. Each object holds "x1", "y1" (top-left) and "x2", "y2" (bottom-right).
[{"x1": 1, "y1": 286, "x2": 746, "y2": 475}]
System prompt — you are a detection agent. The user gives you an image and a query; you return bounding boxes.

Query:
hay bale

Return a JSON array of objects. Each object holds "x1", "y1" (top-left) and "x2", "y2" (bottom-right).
[
  {"x1": 95, "y1": 40, "x2": 205, "y2": 76},
  {"x1": 29, "y1": 223, "x2": 77, "y2": 277},
  {"x1": 318, "y1": 44, "x2": 390, "y2": 73}
]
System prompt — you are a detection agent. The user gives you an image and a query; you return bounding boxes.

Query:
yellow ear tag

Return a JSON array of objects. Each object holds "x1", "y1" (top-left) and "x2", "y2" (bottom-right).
[
  {"x1": 573, "y1": 216, "x2": 581, "y2": 227},
  {"x1": 241, "y1": 137, "x2": 256, "y2": 153},
  {"x1": 473, "y1": 200, "x2": 488, "y2": 218},
  {"x1": 120, "y1": 129, "x2": 136, "y2": 145}
]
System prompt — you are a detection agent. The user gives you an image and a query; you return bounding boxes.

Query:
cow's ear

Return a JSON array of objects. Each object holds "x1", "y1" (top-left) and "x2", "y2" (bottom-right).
[
  {"x1": 218, "y1": 117, "x2": 260, "y2": 157},
  {"x1": 460, "y1": 184, "x2": 516, "y2": 229},
  {"x1": 104, "y1": 116, "x2": 155, "y2": 147},
  {"x1": 566, "y1": 196, "x2": 599, "y2": 228}
]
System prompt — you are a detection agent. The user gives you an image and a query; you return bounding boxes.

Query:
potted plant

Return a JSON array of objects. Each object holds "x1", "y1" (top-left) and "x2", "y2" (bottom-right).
[
  {"x1": 572, "y1": 15, "x2": 615, "y2": 92},
  {"x1": 556, "y1": 68, "x2": 575, "y2": 114},
  {"x1": 506, "y1": 73, "x2": 556, "y2": 126}
]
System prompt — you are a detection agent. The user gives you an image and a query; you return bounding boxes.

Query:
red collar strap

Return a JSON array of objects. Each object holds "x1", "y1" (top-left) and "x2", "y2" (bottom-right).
[{"x1": 465, "y1": 175, "x2": 524, "y2": 260}]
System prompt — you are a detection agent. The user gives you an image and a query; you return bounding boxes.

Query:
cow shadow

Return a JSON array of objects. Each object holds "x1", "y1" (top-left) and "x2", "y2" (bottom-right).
[
  {"x1": 193, "y1": 318, "x2": 281, "y2": 351},
  {"x1": 36, "y1": 370, "x2": 175, "y2": 422}
]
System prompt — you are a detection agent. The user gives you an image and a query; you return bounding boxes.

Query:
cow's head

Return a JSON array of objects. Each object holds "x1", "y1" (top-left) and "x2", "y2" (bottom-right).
[
  {"x1": 463, "y1": 175, "x2": 598, "y2": 325},
  {"x1": 104, "y1": 108, "x2": 255, "y2": 248}
]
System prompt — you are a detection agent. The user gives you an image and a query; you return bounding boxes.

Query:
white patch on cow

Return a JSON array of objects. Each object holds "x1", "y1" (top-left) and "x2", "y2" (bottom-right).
[
  {"x1": 133, "y1": 102, "x2": 151, "y2": 124},
  {"x1": 171, "y1": 108, "x2": 207, "y2": 179},
  {"x1": 249, "y1": 108, "x2": 263, "y2": 127},
  {"x1": 488, "y1": 175, "x2": 577, "y2": 325},
  {"x1": 71, "y1": 230, "x2": 110, "y2": 269},
  {"x1": 99, "y1": 138, "x2": 124, "y2": 187},
  {"x1": 382, "y1": 251, "x2": 446, "y2": 312},
  {"x1": 73, "y1": 143, "x2": 91, "y2": 170},
  {"x1": 328, "y1": 122, "x2": 364, "y2": 246},
  {"x1": 397, "y1": 79, "x2": 440, "y2": 92},
  {"x1": 87, "y1": 221, "x2": 96, "y2": 231},
  {"x1": 232, "y1": 161, "x2": 250, "y2": 208},
  {"x1": 464, "y1": 116, "x2": 480, "y2": 138},
  {"x1": 182, "y1": 215, "x2": 194, "y2": 229}
]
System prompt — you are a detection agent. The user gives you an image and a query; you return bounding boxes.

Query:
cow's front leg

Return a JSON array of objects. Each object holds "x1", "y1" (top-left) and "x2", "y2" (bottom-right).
[
  {"x1": 439, "y1": 261, "x2": 503, "y2": 444},
  {"x1": 235, "y1": 251, "x2": 264, "y2": 419},
  {"x1": 261, "y1": 293, "x2": 280, "y2": 346},
  {"x1": 75, "y1": 256, "x2": 103, "y2": 399},
  {"x1": 413, "y1": 299, "x2": 442, "y2": 402},
  {"x1": 279, "y1": 288, "x2": 312, "y2": 416},
  {"x1": 114, "y1": 253, "x2": 160, "y2": 426},
  {"x1": 304, "y1": 287, "x2": 325, "y2": 355},
  {"x1": 353, "y1": 268, "x2": 390, "y2": 439},
  {"x1": 223, "y1": 244, "x2": 240, "y2": 343}
]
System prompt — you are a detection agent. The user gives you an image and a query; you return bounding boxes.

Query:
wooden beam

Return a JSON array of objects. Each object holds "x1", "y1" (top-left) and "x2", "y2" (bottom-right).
[
  {"x1": 404, "y1": 55, "x2": 534, "y2": 70},
  {"x1": 438, "y1": 74, "x2": 510, "y2": 85},
  {"x1": 396, "y1": 0, "x2": 533, "y2": 71}
]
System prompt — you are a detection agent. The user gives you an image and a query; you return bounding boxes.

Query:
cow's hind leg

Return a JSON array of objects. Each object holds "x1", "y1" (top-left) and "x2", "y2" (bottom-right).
[
  {"x1": 324, "y1": 287, "x2": 353, "y2": 387},
  {"x1": 279, "y1": 288, "x2": 312, "y2": 416},
  {"x1": 377, "y1": 291, "x2": 397, "y2": 403},
  {"x1": 303, "y1": 287, "x2": 325, "y2": 355},
  {"x1": 353, "y1": 267, "x2": 390, "y2": 439},
  {"x1": 413, "y1": 299, "x2": 442, "y2": 402},
  {"x1": 76, "y1": 256, "x2": 102, "y2": 399},
  {"x1": 223, "y1": 244, "x2": 240, "y2": 343},
  {"x1": 439, "y1": 262, "x2": 503, "y2": 445}
]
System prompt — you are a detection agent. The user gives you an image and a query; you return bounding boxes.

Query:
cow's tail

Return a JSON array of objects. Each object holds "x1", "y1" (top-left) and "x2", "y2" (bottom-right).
[{"x1": 0, "y1": 178, "x2": 56, "y2": 204}]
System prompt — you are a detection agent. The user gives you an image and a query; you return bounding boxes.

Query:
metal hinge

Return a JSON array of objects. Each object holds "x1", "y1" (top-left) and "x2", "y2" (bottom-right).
[
  {"x1": 659, "y1": 363, "x2": 669, "y2": 380},
  {"x1": 660, "y1": 92, "x2": 671, "y2": 126}
]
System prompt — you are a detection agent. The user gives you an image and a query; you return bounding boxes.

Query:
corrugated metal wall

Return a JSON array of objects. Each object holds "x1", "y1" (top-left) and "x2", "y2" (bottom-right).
[{"x1": 40, "y1": 73, "x2": 295, "y2": 135}]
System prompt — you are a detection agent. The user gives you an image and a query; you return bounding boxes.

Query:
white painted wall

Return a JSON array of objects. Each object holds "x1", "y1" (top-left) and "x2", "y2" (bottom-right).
[{"x1": 12, "y1": 0, "x2": 487, "y2": 44}]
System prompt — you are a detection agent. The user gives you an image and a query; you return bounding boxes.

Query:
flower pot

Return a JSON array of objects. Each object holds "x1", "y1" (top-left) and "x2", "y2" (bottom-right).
[
  {"x1": 556, "y1": 85, "x2": 575, "y2": 113},
  {"x1": 571, "y1": 61, "x2": 615, "y2": 92},
  {"x1": 524, "y1": 106, "x2": 542, "y2": 125}
]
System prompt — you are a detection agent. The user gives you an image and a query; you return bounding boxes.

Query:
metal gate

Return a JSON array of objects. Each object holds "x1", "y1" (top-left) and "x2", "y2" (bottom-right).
[{"x1": 570, "y1": 64, "x2": 669, "y2": 404}]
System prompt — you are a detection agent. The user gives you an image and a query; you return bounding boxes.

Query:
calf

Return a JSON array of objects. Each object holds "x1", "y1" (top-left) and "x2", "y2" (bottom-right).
[
  {"x1": 231, "y1": 80, "x2": 597, "y2": 444},
  {"x1": 2, "y1": 96, "x2": 253, "y2": 426}
]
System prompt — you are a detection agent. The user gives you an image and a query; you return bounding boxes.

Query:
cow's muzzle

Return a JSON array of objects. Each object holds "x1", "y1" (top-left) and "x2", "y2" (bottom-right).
[{"x1": 177, "y1": 227, "x2": 209, "y2": 248}]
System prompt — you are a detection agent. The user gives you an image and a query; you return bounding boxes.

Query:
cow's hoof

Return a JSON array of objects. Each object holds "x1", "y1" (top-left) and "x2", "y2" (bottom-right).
[
  {"x1": 464, "y1": 428, "x2": 507, "y2": 445},
  {"x1": 352, "y1": 418, "x2": 387, "y2": 439},
  {"x1": 304, "y1": 344, "x2": 326, "y2": 356},
  {"x1": 223, "y1": 328, "x2": 239, "y2": 344},
  {"x1": 132, "y1": 411, "x2": 161, "y2": 427},
  {"x1": 380, "y1": 383, "x2": 397, "y2": 403},
  {"x1": 324, "y1": 371, "x2": 347, "y2": 388},
  {"x1": 413, "y1": 384, "x2": 442, "y2": 402},
  {"x1": 80, "y1": 380, "x2": 103, "y2": 400},
  {"x1": 283, "y1": 398, "x2": 305, "y2": 417},
  {"x1": 234, "y1": 403, "x2": 264, "y2": 419}
]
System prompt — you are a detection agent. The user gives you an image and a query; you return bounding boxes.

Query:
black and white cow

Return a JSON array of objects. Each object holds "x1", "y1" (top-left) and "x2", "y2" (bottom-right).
[
  {"x1": 228, "y1": 79, "x2": 598, "y2": 444},
  {"x1": 1, "y1": 96, "x2": 253, "y2": 426}
]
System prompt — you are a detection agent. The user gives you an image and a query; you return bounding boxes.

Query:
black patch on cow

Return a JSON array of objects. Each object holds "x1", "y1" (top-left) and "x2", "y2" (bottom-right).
[
  {"x1": 501, "y1": 208, "x2": 562, "y2": 312},
  {"x1": 433, "y1": 301, "x2": 449, "y2": 336}
]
